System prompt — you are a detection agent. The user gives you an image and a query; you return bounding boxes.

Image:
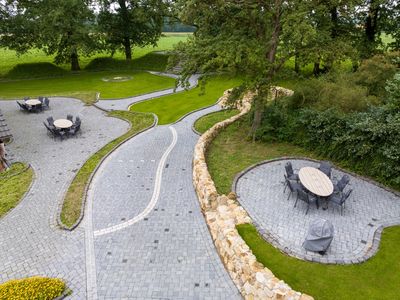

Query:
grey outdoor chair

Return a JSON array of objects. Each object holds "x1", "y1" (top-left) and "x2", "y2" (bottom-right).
[
  {"x1": 334, "y1": 175, "x2": 350, "y2": 193},
  {"x1": 318, "y1": 161, "x2": 332, "y2": 178},
  {"x1": 67, "y1": 114, "x2": 73, "y2": 122},
  {"x1": 294, "y1": 190, "x2": 319, "y2": 214},
  {"x1": 47, "y1": 116, "x2": 55, "y2": 127},
  {"x1": 43, "y1": 98, "x2": 50, "y2": 109},
  {"x1": 285, "y1": 162, "x2": 299, "y2": 181},
  {"x1": 38, "y1": 96, "x2": 44, "y2": 103},
  {"x1": 17, "y1": 101, "x2": 29, "y2": 112},
  {"x1": 285, "y1": 175, "x2": 303, "y2": 200},
  {"x1": 328, "y1": 189, "x2": 353, "y2": 215}
]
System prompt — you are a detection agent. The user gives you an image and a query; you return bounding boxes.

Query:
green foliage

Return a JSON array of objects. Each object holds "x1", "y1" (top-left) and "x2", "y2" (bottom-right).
[
  {"x1": 0, "y1": 276, "x2": 65, "y2": 300},
  {"x1": 237, "y1": 223, "x2": 400, "y2": 300},
  {"x1": 257, "y1": 73, "x2": 400, "y2": 188}
]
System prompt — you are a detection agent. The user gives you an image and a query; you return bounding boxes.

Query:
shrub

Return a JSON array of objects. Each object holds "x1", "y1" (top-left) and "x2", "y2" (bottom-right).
[{"x1": 0, "y1": 277, "x2": 65, "y2": 300}]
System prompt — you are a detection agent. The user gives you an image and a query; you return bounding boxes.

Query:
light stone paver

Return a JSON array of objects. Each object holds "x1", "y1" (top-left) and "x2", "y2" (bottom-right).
[
  {"x1": 235, "y1": 159, "x2": 400, "y2": 264},
  {"x1": 0, "y1": 97, "x2": 129, "y2": 298},
  {"x1": 95, "y1": 73, "x2": 200, "y2": 111},
  {"x1": 86, "y1": 104, "x2": 241, "y2": 299}
]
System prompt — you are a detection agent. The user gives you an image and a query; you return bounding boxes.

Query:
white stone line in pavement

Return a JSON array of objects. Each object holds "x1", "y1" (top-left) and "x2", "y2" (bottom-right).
[
  {"x1": 93, "y1": 126, "x2": 178, "y2": 236},
  {"x1": 85, "y1": 184, "x2": 98, "y2": 300}
]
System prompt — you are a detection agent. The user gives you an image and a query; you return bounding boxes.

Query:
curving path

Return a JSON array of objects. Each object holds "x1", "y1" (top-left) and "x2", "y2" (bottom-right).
[
  {"x1": 235, "y1": 159, "x2": 400, "y2": 264},
  {"x1": 0, "y1": 88, "x2": 241, "y2": 298},
  {"x1": 85, "y1": 105, "x2": 241, "y2": 299},
  {"x1": 95, "y1": 73, "x2": 200, "y2": 111}
]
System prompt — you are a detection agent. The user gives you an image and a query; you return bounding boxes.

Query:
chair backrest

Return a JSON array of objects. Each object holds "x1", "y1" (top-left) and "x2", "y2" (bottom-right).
[
  {"x1": 44, "y1": 98, "x2": 50, "y2": 106},
  {"x1": 297, "y1": 190, "x2": 309, "y2": 203},
  {"x1": 23, "y1": 97, "x2": 30, "y2": 101},
  {"x1": 67, "y1": 114, "x2": 73, "y2": 121},
  {"x1": 319, "y1": 161, "x2": 332, "y2": 177},
  {"x1": 38, "y1": 96, "x2": 44, "y2": 102},
  {"x1": 47, "y1": 116, "x2": 54, "y2": 126},
  {"x1": 75, "y1": 116, "x2": 81, "y2": 123},
  {"x1": 285, "y1": 162, "x2": 294, "y2": 177},
  {"x1": 344, "y1": 189, "x2": 353, "y2": 200},
  {"x1": 337, "y1": 175, "x2": 350, "y2": 191}
]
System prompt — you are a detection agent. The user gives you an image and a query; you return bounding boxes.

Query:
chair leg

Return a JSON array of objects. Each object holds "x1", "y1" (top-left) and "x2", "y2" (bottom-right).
[
  {"x1": 283, "y1": 182, "x2": 288, "y2": 193},
  {"x1": 294, "y1": 194, "x2": 298, "y2": 207},
  {"x1": 305, "y1": 204, "x2": 310, "y2": 215}
]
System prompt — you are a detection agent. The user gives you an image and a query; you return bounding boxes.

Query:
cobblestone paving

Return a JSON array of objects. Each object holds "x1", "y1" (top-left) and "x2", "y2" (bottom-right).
[
  {"x1": 95, "y1": 73, "x2": 200, "y2": 111},
  {"x1": 86, "y1": 105, "x2": 241, "y2": 299},
  {"x1": 235, "y1": 159, "x2": 400, "y2": 264},
  {"x1": 0, "y1": 98, "x2": 129, "y2": 298}
]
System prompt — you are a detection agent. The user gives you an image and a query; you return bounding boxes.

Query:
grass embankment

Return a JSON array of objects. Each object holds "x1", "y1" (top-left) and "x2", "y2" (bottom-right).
[
  {"x1": 130, "y1": 76, "x2": 242, "y2": 124},
  {"x1": 0, "y1": 71, "x2": 175, "y2": 105},
  {"x1": 0, "y1": 277, "x2": 66, "y2": 300},
  {"x1": 193, "y1": 109, "x2": 239, "y2": 133},
  {"x1": 60, "y1": 111, "x2": 154, "y2": 228},
  {"x1": 0, "y1": 163, "x2": 33, "y2": 218},
  {"x1": 195, "y1": 110, "x2": 400, "y2": 299}
]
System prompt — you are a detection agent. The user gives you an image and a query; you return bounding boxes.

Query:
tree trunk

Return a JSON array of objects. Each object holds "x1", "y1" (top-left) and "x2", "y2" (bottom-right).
[
  {"x1": 123, "y1": 37, "x2": 132, "y2": 60},
  {"x1": 313, "y1": 60, "x2": 321, "y2": 77},
  {"x1": 250, "y1": 93, "x2": 266, "y2": 142},
  {"x1": 294, "y1": 53, "x2": 300, "y2": 74},
  {"x1": 70, "y1": 49, "x2": 80, "y2": 71},
  {"x1": 330, "y1": 7, "x2": 338, "y2": 38},
  {"x1": 365, "y1": 0, "x2": 379, "y2": 43}
]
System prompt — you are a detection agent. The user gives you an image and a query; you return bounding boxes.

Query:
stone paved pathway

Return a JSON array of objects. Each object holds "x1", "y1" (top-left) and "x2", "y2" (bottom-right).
[
  {"x1": 0, "y1": 92, "x2": 241, "y2": 298},
  {"x1": 95, "y1": 73, "x2": 200, "y2": 111},
  {"x1": 0, "y1": 98, "x2": 129, "y2": 299},
  {"x1": 235, "y1": 159, "x2": 400, "y2": 264},
  {"x1": 85, "y1": 105, "x2": 241, "y2": 299}
]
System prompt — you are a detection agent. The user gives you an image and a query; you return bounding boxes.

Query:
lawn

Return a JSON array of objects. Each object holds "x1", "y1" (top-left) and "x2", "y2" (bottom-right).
[
  {"x1": 195, "y1": 110, "x2": 400, "y2": 299},
  {"x1": 60, "y1": 111, "x2": 154, "y2": 228},
  {"x1": 130, "y1": 76, "x2": 242, "y2": 124},
  {"x1": 193, "y1": 109, "x2": 239, "y2": 134},
  {"x1": 0, "y1": 71, "x2": 176, "y2": 104},
  {"x1": 0, "y1": 34, "x2": 190, "y2": 77},
  {"x1": 0, "y1": 163, "x2": 33, "y2": 218}
]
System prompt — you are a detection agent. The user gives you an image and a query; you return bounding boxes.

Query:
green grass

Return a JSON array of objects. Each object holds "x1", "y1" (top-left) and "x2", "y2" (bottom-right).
[
  {"x1": 238, "y1": 223, "x2": 400, "y2": 300},
  {"x1": 0, "y1": 163, "x2": 33, "y2": 218},
  {"x1": 0, "y1": 71, "x2": 175, "y2": 104},
  {"x1": 130, "y1": 76, "x2": 242, "y2": 124},
  {"x1": 0, "y1": 34, "x2": 190, "y2": 77},
  {"x1": 194, "y1": 109, "x2": 239, "y2": 134},
  {"x1": 60, "y1": 111, "x2": 154, "y2": 228}
]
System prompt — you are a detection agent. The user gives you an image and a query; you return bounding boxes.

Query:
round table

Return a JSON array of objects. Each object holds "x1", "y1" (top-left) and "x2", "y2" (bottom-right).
[
  {"x1": 25, "y1": 99, "x2": 41, "y2": 106},
  {"x1": 54, "y1": 119, "x2": 73, "y2": 129},
  {"x1": 299, "y1": 167, "x2": 333, "y2": 197}
]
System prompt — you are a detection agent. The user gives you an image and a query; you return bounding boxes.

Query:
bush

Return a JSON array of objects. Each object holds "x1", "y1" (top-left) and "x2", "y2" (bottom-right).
[{"x1": 0, "y1": 277, "x2": 66, "y2": 300}]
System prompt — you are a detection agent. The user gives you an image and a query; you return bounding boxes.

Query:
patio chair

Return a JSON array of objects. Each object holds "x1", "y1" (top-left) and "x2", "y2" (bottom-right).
[
  {"x1": 47, "y1": 116, "x2": 55, "y2": 127},
  {"x1": 67, "y1": 114, "x2": 73, "y2": 122},
  {"x1": 43, "y1": 122, "x2": 56, "y2": 137},
  {"x1": 333, "y1": 175, "x2": 350, "y2": 193},
  {"x1": 318, "y1": 161, "x2": 332, "y2": 178},
  {"x1": 294, "y1": 190, "x2": 319, "y2": 215},
  {"x1": 23, "y1": 97, "x2": 30, "y2": 101},
  {"x1": 31, "y1": 103, "x2": 43, "y2": 113},
  {"x1": 328, "y1": 189, "x2": 353, "y2": 215},
  {"x1": 53, "y1": 128, "x2": 66, "y2": 140},
  {"x1": 285, "y1": 161, "x2": 299, "y2": 181},
  {"x1": 285, "y1": 175, "x2": 303, "y2": 200},
  {"x1": 38, "y1": 96, "x2": 44, "y2": 103},
  {"x1": 17, "y1": 101, "x2": 29, "y2": 112},
  {"x1": 43, "y1": 98, "x2": 50, "y2": 109}
]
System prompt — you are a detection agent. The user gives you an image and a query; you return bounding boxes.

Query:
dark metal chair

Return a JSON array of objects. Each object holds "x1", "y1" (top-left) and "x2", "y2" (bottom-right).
[
  {"x1": 328, "y1": 189, "x2": 353, "y2": 215},
  {"x1": 284, "y1": 175, "x2": 303, "y2": 200},
  {"x1": 38, "y1": 96, "x2": 44, "y2": 103},
  {"x1": 17, "y1": 101, "x2": 29, "y2": 112},
  {"x1": 285, "y1": 162, "x2": 299, "y2": 181},
  {"x1": 43, "y1": 98, "x2": 50, "y2": 109},
  {"x1": 294, "y1": 190, "x2": 319, "y2": 214},
  {"x1": 67, "y1": 114, "x2": 73, "y2": 122},
  {"x1": 334, "y1": 175, "x2": 350, "y2": 193},
  {"x1": 47, "y1": 116, "x2": 55, "y2": 127},
  {"x1": 318, "y1": 161, "x2": 332, "y2": 178}
]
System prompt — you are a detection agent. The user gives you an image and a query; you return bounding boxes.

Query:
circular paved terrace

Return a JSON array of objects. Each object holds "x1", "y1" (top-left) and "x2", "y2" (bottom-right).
[{"x1": 234, "y1": 159, "x2": 400, "y2": 264}]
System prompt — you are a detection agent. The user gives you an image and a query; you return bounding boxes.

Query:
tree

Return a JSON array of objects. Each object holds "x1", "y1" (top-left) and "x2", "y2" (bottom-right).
[
  {"x1": 0, "y1": 0, "x2": 98, "y2": 71},
  {"x1": 98, "y1": 0, "x2": 167, "y2": 60},
  {"x1": 172, "y1": 0, "x2": 321, "y2": 137}
]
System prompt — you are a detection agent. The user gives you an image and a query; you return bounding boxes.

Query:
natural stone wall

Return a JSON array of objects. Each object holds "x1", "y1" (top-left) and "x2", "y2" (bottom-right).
[{"x1": 193, "y1": 89, "x2": 313, "y2": 300}]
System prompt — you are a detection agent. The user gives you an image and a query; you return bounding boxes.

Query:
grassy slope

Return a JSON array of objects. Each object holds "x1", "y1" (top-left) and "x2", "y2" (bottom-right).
[
  {"x1": 0, "y1": 71, "x2": 175, "y2": 102},
  {"x1": 130, "y1": 76, "x2": 242, "y2": 124},
  {"x1": 0, "y1": 163, "x2": 33, "y2": 218},
  {"x1": 60, "y1": 111, "x2": 154, "y2": 228},
  {"x1": 196, "y1": 110, "x2": 400, "y2": 299},
  {"x1": 238, "y1": 223, "x2": 400, "y2": 300},
  {"x1": 194, "y1": 109, "x2": 239, "y2": 134}
]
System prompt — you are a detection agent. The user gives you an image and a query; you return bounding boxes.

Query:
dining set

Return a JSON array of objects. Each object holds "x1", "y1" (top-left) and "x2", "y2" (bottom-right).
[
  {"x1": 43, "y1": 114, "x2": 81, "y2": 139},
  {"x1": 284, "y1": 161, "x2": 352, "y2": 215},
  {"x1": 17, "y1": 97, "x2": 50, "y2": 113}
]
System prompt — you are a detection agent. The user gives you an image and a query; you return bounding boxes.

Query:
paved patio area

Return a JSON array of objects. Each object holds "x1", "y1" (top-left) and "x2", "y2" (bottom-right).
[{"x1": 234, "y1": 159, "x2": 400, "y2": 264}]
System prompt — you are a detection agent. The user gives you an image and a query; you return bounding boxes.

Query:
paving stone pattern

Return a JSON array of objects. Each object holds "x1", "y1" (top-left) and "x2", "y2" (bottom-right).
[
  {"x1": 95, "y1": 73, "x2": 200, "y2": 111},
  {"x1": 0, "y1": 98, "x2": 129, "y2": 299},
  {"x1": 87, "y1": 104, "x2": 241, "y2": 299},
  {"x1": 235, "y1": 159, "x2": 400, "y2": 264}
]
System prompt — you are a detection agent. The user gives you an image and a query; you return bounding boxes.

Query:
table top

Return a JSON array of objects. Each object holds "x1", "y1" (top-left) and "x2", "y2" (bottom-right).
[
  {"x1": 299, "y1": 167, "x2": 333, "y2": 197},
  {"x1": 54, "y1": 119, "x2": 73, "y2": 129},
  {"x1": 25, "y1": 99, "x2": 41, "y2": 106}
]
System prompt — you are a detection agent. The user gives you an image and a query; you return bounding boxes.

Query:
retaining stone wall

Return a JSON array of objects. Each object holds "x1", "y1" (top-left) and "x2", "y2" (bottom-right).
[{"x1": 193, "y1": 88, "x2": 313, "y2": 300}]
